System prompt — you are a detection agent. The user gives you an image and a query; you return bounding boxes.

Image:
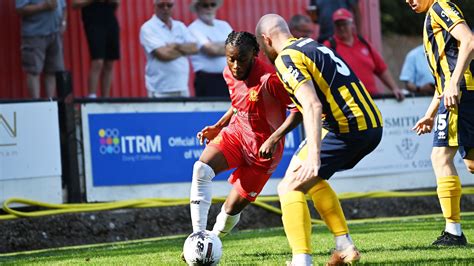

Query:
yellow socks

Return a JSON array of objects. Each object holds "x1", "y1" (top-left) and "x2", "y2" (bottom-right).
[
  {"x1": 437, "y1": 175, "x2": 462, "y2": 223},
  {"x1": 280, "y1": 191, "x2": 312, "y2": 255},
  {"x1": 308, "y1": 180, "x2": 349, "y2": 236}
]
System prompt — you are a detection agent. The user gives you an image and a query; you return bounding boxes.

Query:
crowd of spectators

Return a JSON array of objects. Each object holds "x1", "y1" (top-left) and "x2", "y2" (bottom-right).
[{"x1": 15, "y1": 0, "x2": 433, "y2": 100}]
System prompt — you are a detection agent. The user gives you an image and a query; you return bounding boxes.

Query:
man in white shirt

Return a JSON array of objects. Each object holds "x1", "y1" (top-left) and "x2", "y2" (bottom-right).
[
  {"x1": 188, "y1": 0, "x2": 232, "y2": 97},
  {"x1": 140, "y1": 0, "x2": 198, "y2": 98}
]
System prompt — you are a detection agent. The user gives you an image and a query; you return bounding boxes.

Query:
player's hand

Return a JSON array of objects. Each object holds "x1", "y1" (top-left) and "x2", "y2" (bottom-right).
[
  {"x1": 411, "y1": 116, "x2": 434, "y2": 135},
  {"x1": 197, "y1": 125, "x2": 222, "y2": 145},
  {"x1": 259, "y1": 138, "x2": 277, "y2": 159},
  {"x1": 294, "y1": 157, "x2": 319, "y2": 182},
  {"x1": 438, "y1": 82, "x2": 460, "y2": 109}
]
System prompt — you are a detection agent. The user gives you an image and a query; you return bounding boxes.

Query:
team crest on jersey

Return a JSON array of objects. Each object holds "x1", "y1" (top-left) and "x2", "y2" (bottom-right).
[{"x1": 249, "y1": 89, "x2": 259, "y2": 102}]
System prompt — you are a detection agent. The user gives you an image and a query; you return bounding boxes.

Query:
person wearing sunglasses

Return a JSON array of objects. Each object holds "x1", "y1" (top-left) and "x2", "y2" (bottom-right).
[
  {"x1": 188, "y1": 0, "x2": 232, "y2": 98},
  {"x1": 140, "y1": 0, "x2": 198, "y2": 98}
]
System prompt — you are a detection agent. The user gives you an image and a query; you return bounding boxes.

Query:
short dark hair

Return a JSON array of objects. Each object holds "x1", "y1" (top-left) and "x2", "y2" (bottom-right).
[
  {"x1": 288, "y1": 14, "x2": 312, "y2": 30},
  {"x1": 225, "y1": 31, "x2": 260, "y2": 54}
]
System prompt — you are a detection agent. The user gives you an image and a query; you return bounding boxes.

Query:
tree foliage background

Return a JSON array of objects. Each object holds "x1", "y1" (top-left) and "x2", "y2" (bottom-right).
[{"x1": 380, "y1": 0, "x2": 474, "y2": 36}]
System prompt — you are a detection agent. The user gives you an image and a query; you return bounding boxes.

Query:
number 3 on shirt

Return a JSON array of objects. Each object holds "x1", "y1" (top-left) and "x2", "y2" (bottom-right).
[{"x1": 317, "y1": 46, "x2": 350, "y2": 76}]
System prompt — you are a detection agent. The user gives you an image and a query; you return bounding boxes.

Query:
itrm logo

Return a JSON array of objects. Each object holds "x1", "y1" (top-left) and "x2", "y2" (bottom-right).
[
  {"x1": 98, "y1": 128, "x2": 162, "y2": 155},
  {"x1": 0, "y1": 112, "x2": 17, "y2": 147}
]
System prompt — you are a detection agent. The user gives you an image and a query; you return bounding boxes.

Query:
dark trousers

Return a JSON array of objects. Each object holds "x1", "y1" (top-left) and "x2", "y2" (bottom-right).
[{"x1": 194, "y1": 71, "x2": 229, "y2": 97}]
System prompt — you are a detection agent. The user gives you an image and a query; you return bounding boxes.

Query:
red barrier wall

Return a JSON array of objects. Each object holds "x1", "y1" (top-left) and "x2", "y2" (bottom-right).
[{"x1": 0, "y1": 0, "x2": 380, "y2": 99}]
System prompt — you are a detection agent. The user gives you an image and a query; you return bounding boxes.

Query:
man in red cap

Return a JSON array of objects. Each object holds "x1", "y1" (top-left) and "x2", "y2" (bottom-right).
[
  {"x1": 324, "y1": 8, "x2": 404, "y2": 100},
  {"x1": 306, "y1": 0, "x2": 361, "y2": 43}
]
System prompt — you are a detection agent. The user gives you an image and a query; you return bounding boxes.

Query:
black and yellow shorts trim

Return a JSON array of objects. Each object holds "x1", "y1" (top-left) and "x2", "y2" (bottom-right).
[{"x1": 294, "y1": 127, "x2": 383, "y2": 179}]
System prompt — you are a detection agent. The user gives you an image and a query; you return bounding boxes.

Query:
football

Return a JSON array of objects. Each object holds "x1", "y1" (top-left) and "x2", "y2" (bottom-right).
[{"x1": 183, "y1": 230, "x2": 223, "y2": 266}]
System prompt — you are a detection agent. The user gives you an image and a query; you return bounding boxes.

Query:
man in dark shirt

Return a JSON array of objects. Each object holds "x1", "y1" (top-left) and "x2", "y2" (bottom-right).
[{"x1": 73, "y1": 0, "x2": 120, "y2": 98}]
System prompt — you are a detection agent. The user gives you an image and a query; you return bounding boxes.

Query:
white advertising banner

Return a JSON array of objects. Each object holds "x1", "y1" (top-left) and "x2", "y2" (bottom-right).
[
  {"x1": 0, "y1": 102, "x2": 62, "y2": 204},
  {"x1": 333, "y1": 97, "x2": 466, "y2": 179},
  {"x1": 81, "y1": 98, "x2": 473, "y2": 201}
]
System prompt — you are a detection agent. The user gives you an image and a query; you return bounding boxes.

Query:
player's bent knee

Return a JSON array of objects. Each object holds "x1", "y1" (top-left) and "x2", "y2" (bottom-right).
[
  {"x1": 277, "y1": 178, "x2": 307, "y2": 196},
  {"x1": 277, "y1": 181, "x2": 289, "y2": 196},
  {"x1": 193, "y1": 161, "x2": 215, "y2": 181},
  {"x1": 431, "y1": 150, "x2": 453, "y2": 168}
]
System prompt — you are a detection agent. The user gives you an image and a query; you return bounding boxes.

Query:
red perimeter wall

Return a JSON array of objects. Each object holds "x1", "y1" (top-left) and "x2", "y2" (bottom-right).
[{"x1": 0, "y1": 0, "x2": 380, "y2": 99}]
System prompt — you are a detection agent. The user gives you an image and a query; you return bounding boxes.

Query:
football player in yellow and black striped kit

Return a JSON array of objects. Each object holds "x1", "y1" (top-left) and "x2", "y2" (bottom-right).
[
  {"x1": 256, "y1": 14, "x2": 383, "y2": 265},
  {"x1": 408, "y1": 0, "x2": 474, "y2": 246}
]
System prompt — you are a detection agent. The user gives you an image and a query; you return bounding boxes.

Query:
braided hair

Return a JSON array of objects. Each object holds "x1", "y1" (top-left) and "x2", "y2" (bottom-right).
[{"x1": 225, "y1": 31, "x2": 260, "y2": 55}]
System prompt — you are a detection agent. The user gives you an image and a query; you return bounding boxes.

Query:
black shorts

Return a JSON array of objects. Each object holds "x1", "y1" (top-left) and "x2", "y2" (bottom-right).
[
  {"x1": 83, "y1": 21, "x2": 120, "y2": 60},
  {"x1": 433, "y1": 90, "x2": 474, "y2": 158},
  {"x1": 294, "y1": 127, "x2": 383, "y2": 179}
]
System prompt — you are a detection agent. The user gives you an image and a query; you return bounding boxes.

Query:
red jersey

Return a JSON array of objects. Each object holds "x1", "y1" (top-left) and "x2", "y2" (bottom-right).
[
  {"x1": 324, "y1": 34, "x2": 387, "y2": 96},
  {"x1": 222, "y1": 58, "x2": 297, "y2": 171}
]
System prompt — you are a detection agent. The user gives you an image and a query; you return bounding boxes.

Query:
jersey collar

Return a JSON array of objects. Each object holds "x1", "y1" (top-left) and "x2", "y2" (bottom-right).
[{"x1": 283, "y1": 37, "x2": 299, "y2": 49}]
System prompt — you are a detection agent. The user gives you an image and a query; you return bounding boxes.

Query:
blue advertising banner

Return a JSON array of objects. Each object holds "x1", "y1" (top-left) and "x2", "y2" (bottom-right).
[{"x1": 88, "y1": 112, "x2": 301, "y2": 187}]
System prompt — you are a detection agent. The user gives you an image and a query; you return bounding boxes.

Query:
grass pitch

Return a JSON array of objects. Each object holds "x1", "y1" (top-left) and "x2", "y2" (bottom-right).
[{"x1": 1, "y1": 213, "x2": 473, "y2": 265}]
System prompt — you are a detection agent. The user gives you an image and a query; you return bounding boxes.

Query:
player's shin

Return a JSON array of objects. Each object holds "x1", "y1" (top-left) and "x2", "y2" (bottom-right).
[
  {"x1": 280, "y1": 191, "x2": 312, "y2": 255},
  {"x1": 437, "y1": 175, "x2": 462, "y2": 235},
  {"x1": 212, "y1": 204, "x2": 241, "y2": 237},
  {"x1": 308, "y1": 180, "x2": 352, "y2": 250},
  {"x1": 190, "y1": 161, "x2": 216, "y2": 232}
]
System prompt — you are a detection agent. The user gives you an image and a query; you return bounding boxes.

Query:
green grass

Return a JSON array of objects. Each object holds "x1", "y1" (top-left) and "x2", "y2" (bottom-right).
[{"x1": 1, "y1": 214, "x2": 474, "y2": 265}]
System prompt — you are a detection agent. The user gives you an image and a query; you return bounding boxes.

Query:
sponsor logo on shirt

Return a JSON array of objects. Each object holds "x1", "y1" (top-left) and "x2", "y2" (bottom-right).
[{"x1": 282, "y1": 66, "x2": 300, "y2": 84}]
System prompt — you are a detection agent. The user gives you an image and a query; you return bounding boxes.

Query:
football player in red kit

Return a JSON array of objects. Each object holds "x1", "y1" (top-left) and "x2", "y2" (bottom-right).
[{"x1": 189, "y1": 31, "x2": 301, "y2": 237}]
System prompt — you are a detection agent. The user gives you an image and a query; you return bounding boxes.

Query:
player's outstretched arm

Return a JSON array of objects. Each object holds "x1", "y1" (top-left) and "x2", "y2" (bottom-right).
[
  {"x1": 197, "y1": 107, "x2": 234, "y2": 145},
  {"x1": 259, "y1": 111, "x2": 302, "y2": 159},
  {"x1": 439, "y1": 22, "x2": 474, "y2": 109}
]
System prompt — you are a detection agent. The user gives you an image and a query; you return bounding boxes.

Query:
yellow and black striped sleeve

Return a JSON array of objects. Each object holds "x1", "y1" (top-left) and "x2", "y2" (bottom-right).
[
  {"x1": 274, "y1": 49, "x2": 312, "y2": 95},
  {"x1": 430, "y1": 1, "x2": 465, "y2": 32}
]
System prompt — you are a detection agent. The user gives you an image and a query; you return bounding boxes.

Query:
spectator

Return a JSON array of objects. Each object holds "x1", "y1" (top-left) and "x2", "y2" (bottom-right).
[
  {"x1": 72, "y1": 0, "x2": 120, "y2": 98},
  {"x1": 324, "y1": 8, "x2": 404, "y2": 100},
  {"x1": 16, "y1": 0, "x2": 67, "y2": 99},
  {"x1": 139, "y1": 0, "x2": 198, "y2": 98},
  {"x1": 400, "y1": 44, "x2": 435, "y2": 96},
  {"x1": 288, "y1": 14, "x2": 314, "y2": 39},
  {"x1": 306, "y1": 0, "x2": 361, "y2": 43},
  {"x1": 188, "y1": 0, "x2": 232, "y2": 97}
]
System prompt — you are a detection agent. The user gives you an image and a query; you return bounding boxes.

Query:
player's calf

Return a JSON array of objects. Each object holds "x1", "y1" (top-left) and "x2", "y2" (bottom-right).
[
  {"x1": 190, "y1": 161, "x2": 216, "y2": 232},
  {"x1": 212, "y1": 205, "x2": 241, "y2": 237}
]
